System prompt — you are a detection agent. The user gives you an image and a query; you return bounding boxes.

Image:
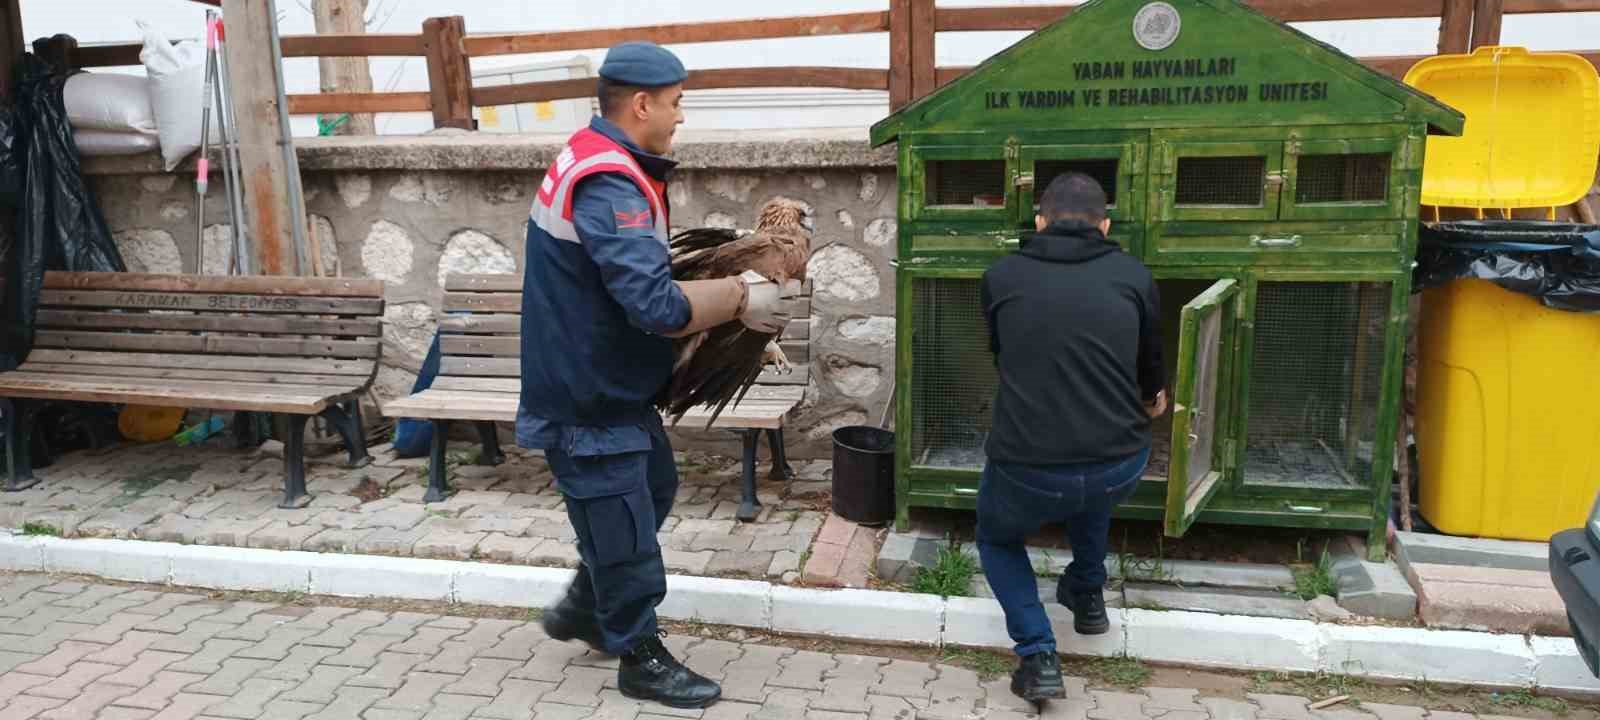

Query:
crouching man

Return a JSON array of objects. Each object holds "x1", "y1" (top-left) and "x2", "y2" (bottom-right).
[{"x1": 976, "y1": 172, "x2": 1167, "y2": 701}]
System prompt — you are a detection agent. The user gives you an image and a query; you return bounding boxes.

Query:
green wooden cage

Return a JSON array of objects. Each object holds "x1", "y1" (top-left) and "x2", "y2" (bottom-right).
[{"x1": 869, "y1": 0, "x2": 1464, "y2": 560}]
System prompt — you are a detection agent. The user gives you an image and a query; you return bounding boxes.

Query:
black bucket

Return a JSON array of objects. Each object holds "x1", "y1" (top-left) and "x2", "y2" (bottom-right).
[{"x1": 831, "y1": 426, "x2": 895, "y2": 525}]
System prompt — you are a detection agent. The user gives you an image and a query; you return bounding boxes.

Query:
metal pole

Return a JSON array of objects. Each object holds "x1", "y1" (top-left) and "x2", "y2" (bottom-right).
[
  {"x1": 194, "y1": 12, "x2": 219, "y2": 274},
  {"x1": 212, "y1": 14, "x2": 250, "y2": 275},
  {"x1": 264, "y1": 0, "x2": 309, "y2": 276}
]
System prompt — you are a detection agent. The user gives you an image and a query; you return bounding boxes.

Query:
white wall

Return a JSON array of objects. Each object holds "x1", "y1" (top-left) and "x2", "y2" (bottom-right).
[{"x1": 24, "y1": 1, "x2": 1598, "y2": 136}]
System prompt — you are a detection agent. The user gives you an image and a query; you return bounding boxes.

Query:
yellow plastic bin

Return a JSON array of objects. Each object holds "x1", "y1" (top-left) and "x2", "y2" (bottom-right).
[{"x1": 1417, "y1": 277, "x2": 1600, "y2": 541}]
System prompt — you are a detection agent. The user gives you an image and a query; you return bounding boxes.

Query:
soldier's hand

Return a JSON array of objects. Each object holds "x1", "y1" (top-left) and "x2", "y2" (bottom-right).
[
  {"x1": 1145, "y1": 390, "x2": 1167, "y2": 418},
  {"x1": 738, "y1": 271, "x2": 798, "y2": 334}
]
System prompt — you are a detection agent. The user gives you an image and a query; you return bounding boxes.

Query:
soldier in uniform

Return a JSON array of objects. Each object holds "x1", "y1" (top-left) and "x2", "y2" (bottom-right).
[{"x1": 517, "y1": 41, "x2": 802, "y2": 709}]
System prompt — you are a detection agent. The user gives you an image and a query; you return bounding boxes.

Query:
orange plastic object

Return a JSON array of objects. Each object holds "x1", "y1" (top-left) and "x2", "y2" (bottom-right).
[{"x1": 1404, "y1": 46, "x2": 1600, "y2": 212}]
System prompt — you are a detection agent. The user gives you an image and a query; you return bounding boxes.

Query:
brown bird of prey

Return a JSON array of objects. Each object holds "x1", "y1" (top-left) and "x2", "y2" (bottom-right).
[{"x1": 657, "y1": 197, "x2": 813, "y2": 428}]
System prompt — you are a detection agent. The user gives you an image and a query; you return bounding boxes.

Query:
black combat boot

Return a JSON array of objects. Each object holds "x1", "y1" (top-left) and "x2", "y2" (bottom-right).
[
  {"x1": 541, "y1": 583, "x2": 604, "y2": 652},
  {"x1": 1064, "y1": 590, "x2": 1110, "y2": 635},
  {"x1": 618, "y1": 633, "x2": 722, "y2": 708},
  {"x1": 1010, "y1": 651, "x2": 1066, "y2": 701}
]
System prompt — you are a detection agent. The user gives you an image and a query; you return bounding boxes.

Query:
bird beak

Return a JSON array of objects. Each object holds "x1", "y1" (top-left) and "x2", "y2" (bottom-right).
[{"x1": 801, "y1": 214, "x2": 816, "y2": 234}]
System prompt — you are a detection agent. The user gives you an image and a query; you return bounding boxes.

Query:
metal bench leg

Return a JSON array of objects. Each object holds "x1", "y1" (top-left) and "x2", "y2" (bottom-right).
[
  {"x1": 278, "y1": 414, "x2": 313, "y2": 509},
  {"x1": 736, "y1": 429, "x2": 761, "y2": 522},
  {"x1": 425, "y1": 419, "x2": 454, "y2": 503},
  {"x1": 318, "y1": 403, "x2": 372, "y2": 468},
  {"x1": 233, "y1": 411, "x2": 268, "y2": 450},
  {"x1": 475, "y1": 422, "x2": 505, "y2": 466},
  {"x1": 2, "y1": 398, "x2": 40, "y2": 493},
  {"x1": 766, "y1": 427, "x2": 795, "y2": 482}
]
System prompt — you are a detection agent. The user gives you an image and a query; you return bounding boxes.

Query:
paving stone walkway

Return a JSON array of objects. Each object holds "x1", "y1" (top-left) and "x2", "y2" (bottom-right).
[
  {"x1": 0, "y1": 441, "x2": 832, "y2": 582},
  {"x1": 0, "y1": 573, "x2": 1542, "y2": 720}
]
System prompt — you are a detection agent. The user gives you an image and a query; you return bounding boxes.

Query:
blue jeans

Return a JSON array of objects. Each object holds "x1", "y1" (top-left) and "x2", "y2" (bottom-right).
[
  {"x1": 976, "y1": 446, "x2": 1149, "y2": 657},
  {"x1": 545, "y1": 421, "x2": 679, "y2": 655}
]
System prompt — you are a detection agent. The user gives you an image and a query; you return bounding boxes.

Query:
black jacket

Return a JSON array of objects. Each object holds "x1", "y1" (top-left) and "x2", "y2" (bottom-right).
[{"x1": 981, "y1": 220, "x2": 1165, "y2": 465}]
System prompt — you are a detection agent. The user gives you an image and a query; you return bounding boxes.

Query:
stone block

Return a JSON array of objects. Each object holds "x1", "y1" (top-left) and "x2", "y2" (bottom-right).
[
  {"x1": 308, "y1": 553, "x2": 454, "y2": 602},
  {"x1": 476, "y1": 534, "x2": 542, "y2": 563},
  {"x1": 1394, "y1": 531, "x2": 1548, "y2": 572},
  {"x1": 802, "y1": 541, "x2": 847, "y2": 586},
  {"x1": 1410, "y1": 563, "x2": 1567, "y2": 635},
  {"x1": 1531, "y1": 635, "x2": 1600, "y2": 695},
  {"x1": 662, "y1": 549, "x2": 714, "y2": 575},
  {"x1": 43, "y1": 537, "x2": 172, "y2": 584},
  {"x1": 1122, "y1": 583, "x2": 1309, "y2": 620},
  {"x1": 659, "y1": 575, "x2": 771, "y2": 629},
  {"x1": 1318, "y1": 623, "x2": 1536, "y2": 686},
  {"x1": 708, "y1": 550, "x2": 775, "y2": 578},
  {"x1": 771, "y1": 587, "x2": 942, "y2": 645},
  {"x1": 1045, "y1": 603, "x2": 1126, "y2": 659},
  {"x1": 168, "y1": 544, "x2": 312, "y2": 593},
  {"x1": 941, "y1": 596, "x2": 1014, "y2": 650},
  {"x1": 875, "y1": 533, "x2": 920, "y2": 585},
  {"x1": 1124, "y1": 609, "x2": 1318, "y2": 672},
  {"x1": 453, "y1": 563, "x2": 572, "y2": 608},
  {"x1": 0, "y1": 532, "x2": 46, "y2": 572},
  {"x1": 246, "y1": 522, "x2": 324, "y2": 552},
  {"x1": 1331, "y1": 554, "x2": 1417, "y2": 620}
]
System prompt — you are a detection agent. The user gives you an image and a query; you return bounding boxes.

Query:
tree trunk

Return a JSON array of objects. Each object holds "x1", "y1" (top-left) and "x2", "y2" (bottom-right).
[{"x1": 312, "y1": 0, "x2": 376, "y2": 136}]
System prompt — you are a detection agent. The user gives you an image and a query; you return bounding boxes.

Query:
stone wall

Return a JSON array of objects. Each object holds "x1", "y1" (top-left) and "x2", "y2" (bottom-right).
[{"x1": 82, "y1": 130, "x2": 899, "y2": 458}]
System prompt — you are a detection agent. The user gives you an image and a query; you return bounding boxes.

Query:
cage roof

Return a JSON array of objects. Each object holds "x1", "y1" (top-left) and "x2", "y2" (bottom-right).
[{"x1": 871, "y1": 0, "x2": 1464, "y2": 146}]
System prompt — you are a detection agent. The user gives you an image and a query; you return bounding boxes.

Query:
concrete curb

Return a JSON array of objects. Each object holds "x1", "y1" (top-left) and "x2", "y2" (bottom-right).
[{"x1": 1, "y1": 532, "x2": 1594, "y2": 696}]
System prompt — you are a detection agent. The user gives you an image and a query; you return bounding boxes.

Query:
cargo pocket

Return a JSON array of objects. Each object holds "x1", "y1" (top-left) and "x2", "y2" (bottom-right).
[{"x1": 553, "y1": 451, "x2": 660, "y2": 567}]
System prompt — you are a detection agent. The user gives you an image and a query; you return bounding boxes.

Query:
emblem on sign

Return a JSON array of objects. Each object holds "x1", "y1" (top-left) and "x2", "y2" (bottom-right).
[{"x1": 1133, "y1": 2, "x2": 1181, "y2": 51}]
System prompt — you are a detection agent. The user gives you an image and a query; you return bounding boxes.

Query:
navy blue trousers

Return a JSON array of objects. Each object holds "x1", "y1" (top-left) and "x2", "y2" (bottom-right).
[
  {"x1": 976, "y1": 446, "x2": 1148, "y2": 657},
  {"x1": 545, "y1": 423, "x2": 678, "y2": 655}
]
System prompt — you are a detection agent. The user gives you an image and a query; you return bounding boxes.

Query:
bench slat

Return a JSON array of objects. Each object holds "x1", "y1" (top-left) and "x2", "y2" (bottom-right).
[
  {"x1": 44, "y1": 271, "x2": 384, "y2": 298},
  {"x1": 24, "y1": 349, "x2": 376, "y2": 376},
  {"x1": 444, "y1": 292, "x2": 521, "y2": 313},
  {"x1": 438, "y1": 314, "x2": 521, "y2": 334},
  {"x1": 0, "y1": 375, "x2": 345, "y2": 413},
  {"x1": 757, "y1": 364, "x2": 809, "y2": 385},
  {"x1": 440, "y1": 335, "x2": 520, "y2": 358},
  {"x1": 383, "y1": 389, "x2": 519, "y2": 422},
  {"x1": 40, "y1": 290, "x2": 384, "y2": 315},
  {"x1": 18, "y1": 362, "x2": 370, "y2": 387},
  {"x1": 35, "y1": 310, "x2": 382, "y2": 337},
  {"x1": 439, "y1": 357, "x2": 520, "y2": 378},
  {"x1": 34, "y1": 331, "x2": 380, "y2": 359},
  {"x1": 0, "y1": 371, "x2": 359, "y2": 398},
  {"x1": 431, "y1": 376, "x2": 521, "y2": 393},
  {"x1": 445, "y1": 274, "x2": 522, "y2": 292}
]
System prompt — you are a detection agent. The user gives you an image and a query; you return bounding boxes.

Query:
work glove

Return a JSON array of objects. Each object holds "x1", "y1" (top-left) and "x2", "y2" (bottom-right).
[{"x1": 738, "y1": 270, "x2": 803, "y2": 334}]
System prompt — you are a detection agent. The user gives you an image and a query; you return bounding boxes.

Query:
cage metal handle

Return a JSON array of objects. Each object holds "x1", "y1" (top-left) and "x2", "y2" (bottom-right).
[
  {"x1": 1284, "y1": 503, "x2": 1325, "y2": 514},
  {"x1": 1250, "y1": 234, "x2": 1303, "y2": 249},
  {"x1": 995, "y1": 237, "x2": 1020, "y2": 249}
]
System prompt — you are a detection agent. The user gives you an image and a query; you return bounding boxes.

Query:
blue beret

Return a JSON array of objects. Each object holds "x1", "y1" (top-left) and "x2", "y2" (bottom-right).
[{"x1": 598, "y1": 42, "x2": 687, "y2": 87}]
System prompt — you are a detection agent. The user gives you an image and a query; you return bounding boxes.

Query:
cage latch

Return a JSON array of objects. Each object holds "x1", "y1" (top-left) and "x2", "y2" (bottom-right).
[
  {"x1": 1250, "y1": 234, "x2": 1303, "y2": 249},
  {"x1": 1015, "y1": 172, "x2": 1035, "y2": 188}
]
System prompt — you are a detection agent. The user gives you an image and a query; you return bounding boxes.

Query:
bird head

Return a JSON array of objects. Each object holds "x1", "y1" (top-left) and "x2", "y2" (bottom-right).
[{"x1": 757, "y1": 197, "x2": 814, "y2": 235}]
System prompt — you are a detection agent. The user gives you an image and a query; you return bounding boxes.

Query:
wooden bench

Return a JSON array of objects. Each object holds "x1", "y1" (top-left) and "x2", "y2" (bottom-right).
[
  {"x1": 0, "y1": 271, "x2": 386, "y2": 508},
  {"x1": 381, "y1": 273, "x2": 811, "y2": 521}
]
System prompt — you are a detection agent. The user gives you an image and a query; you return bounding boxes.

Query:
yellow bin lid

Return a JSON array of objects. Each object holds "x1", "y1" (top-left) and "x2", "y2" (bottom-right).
[{"x1": 1404, "y1": 46, "x2": 1600, "y2": 210}]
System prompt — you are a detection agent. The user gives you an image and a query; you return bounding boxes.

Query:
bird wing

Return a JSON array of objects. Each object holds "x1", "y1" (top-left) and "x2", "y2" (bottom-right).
[{"x1": 657, "y1": 227, "x2": 809, "y2": 428}]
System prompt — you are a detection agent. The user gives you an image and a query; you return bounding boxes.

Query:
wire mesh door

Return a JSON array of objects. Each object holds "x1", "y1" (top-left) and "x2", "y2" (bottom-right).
[
  {"x1": 1242, "y1": 280, "x2": 1392, "y2": 489},
  {"x1": 909, "y1": 275, "x2": 997, "y2": 470}
]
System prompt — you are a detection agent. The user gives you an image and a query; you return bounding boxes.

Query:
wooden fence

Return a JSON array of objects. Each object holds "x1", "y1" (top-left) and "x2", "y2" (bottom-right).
[{"x1": 56, "y1": 0, "x2": 1600, "y2": 131}]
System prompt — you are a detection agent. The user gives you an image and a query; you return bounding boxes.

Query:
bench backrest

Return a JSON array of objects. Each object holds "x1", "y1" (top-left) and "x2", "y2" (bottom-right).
[
  {"x1": 437, "y1": 273, "x2": 812, "y2": 390},
  {"x1": 26, "y1": 271, "x2": 386, "y2": 387}
]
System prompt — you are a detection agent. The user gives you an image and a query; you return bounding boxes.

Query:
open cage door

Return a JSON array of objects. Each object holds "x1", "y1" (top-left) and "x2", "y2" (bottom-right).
[{"x1": 1164, "y1": 279, "x2": 1239, "y2": 537}]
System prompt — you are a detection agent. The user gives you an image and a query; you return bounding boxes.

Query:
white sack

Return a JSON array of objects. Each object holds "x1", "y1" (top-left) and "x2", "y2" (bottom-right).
[
  {"x1": 74, "y1": 129, "x2": 161, "y2": 157},
  {"x1": 139, "y1": 20, "x2": 219, "y2": 172},
  {"x1": 64, "y1": 73, "x2": 158, "y2": 135}
]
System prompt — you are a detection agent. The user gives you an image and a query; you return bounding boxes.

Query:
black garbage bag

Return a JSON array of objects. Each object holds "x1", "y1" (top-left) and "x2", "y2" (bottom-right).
[
  {"x1": 1, "y1": 52, "x2": 124, "y2": 369},
  {"x1": 1414, "y1": 220, "x2": 1600, "y2": 313}
]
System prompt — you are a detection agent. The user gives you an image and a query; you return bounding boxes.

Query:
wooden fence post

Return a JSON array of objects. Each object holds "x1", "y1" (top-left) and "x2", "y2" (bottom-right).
[
  {"x1": 910, "y1": 0, "x2": 936, "y2": 102},
  {"x1": 889, "y1": 0, "x2": 913, "y2": 109},
  {"x1": 222, "y1": 0, "x2": 307, "y2": 276},
  {"x1": 423, "y1": 16, "x2": 474, "y2": 130},
  {"x1": 1470, "y1": 0, "x2": 1503, "y2": 49},
  {"x1": 1438, "y1": 0, "x2": 1473, "y2": 55}
]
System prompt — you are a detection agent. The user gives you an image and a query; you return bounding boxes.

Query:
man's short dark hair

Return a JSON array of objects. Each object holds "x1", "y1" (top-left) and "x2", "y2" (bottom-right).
[
  {"x1": 597, "y1": 77, "x2": 644, "y2": 119},
  {"x1": 1038, "y1": 172, "x2": 1108, "y2": 224}
]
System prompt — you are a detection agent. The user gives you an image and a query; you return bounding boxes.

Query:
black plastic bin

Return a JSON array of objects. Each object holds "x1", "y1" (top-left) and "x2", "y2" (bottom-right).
[{"x1": 831, "y1": 426, "x2": 895, "y2": 525}]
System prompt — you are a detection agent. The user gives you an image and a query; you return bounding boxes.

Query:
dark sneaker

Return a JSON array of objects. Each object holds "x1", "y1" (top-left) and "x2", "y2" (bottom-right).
[
  {"x1": 1068, "y1": 591, "x2": 1110, "y2": 635},
  {"x1": 541, "y1": 590, "x2": 604, "y2": 652},
  {"x1": 618, "y1": 633, "x2": 722, "y2": 709},
  {"x1": 1010, "y1": 651, "x2": 1066, "y2": 701}
]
